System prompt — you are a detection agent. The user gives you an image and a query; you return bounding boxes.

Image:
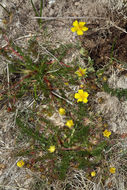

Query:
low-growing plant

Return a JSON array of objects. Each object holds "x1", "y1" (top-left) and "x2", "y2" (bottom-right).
[
  {"x1": 1, "y1": 21, "x2": 124, "y2": 184},
  {"x1": 103, "y1": 82, "x2": 127, "y2": 100},
  {"x1": 1, "y1": 36, "x2": 114, "y2": 181}
]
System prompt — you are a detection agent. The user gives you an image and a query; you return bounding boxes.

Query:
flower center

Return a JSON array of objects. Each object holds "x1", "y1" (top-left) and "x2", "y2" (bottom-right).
[
  {"x1": 80, "y1": 93, "x2": 85, "y2": 99},
  {"x1": 77, "y1": 25, "x2": 81, "y2": 30},
  {"x1": 79, "y1": 70, "x2": 84, "y2": 75}
]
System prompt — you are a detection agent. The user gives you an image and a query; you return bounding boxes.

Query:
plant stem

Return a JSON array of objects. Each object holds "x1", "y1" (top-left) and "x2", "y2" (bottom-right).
[
  {"x1": 40, "y1": 0, "x2": 43, "y2": 18},
  {"x1": 30, "y1": 0, "x2": 39, "y2": 17},
  {"x1": 39, "y1": 0, "x2": 43, "y2": 27},
  {"x1": 30, "y1": 0, "x2": 43, "y2": 27},
  {"x1": 0, "y1": 4, "x2": 10, "y2": 15}
]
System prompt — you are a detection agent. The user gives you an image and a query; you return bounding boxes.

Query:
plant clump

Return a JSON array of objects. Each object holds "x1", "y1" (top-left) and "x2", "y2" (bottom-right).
[{"x1": 0, "y1": 18, "x2": 126, "y2": 186}]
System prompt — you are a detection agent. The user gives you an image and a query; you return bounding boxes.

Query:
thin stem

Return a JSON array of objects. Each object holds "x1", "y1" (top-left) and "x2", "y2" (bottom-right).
[
  {"x1": 39, "y1": 0, "x2": 43, "y2": 27},
  {"x1": 0, "y1": 185, "x2": 27, "y2": 190},
  {"x1": 32, "y1": 16, "x2": 107, "y2": 20},
  {"x1": 30, "y1": 0, "x2": 42, "y2": 27},
  {"x1": 30, "y1": 0, "x2": 39, "y2": 17},
  {"x1": 52, "y1": 91, "x2": 73, "y2": 105},
  {"x1": 40, "y1": 0, "x2": 43, "y2": 17},
  {"x1": 0, "y1": 3, "x2": 10, "y2": 15}
]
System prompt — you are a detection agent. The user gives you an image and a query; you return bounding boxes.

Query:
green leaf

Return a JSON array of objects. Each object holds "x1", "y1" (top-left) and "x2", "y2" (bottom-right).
[
  {"x1": 16, "y1": 118, "x2": 47, "y2": 147},
  {"x1": 91, "y1": 142, "x2": 107, "y2": 156},
  {"x1": 56, "y1": 152, "x2": 70, "y2": 180}
]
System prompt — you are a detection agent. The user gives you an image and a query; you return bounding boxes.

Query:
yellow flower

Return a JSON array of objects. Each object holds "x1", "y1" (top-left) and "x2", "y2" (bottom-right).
[
  {"x1": 74, "y1": 89, "x2": 89, "y2": 103},
  {"x1": 109, "y1": 167, "x2": 116, "y2": 174},
  {"x1": 75, "y1": 67, "x2": 87, "y2": 77},
  {"x1": 50, "y1": 75, "x2": 55, "y2": 79},
  {"x1": 59, "y1": 108, "x2": 66, "y2": 115},
  {"x1": 80, "y1": 84, "x2": 84, "y2": 88},
  {"x1": 64, "y1": 82, "x2": 69, "y2": 86},
  {"x1": 91, "y1": 171, "x2": 96, "y2": 177},
  {"x1": 103, "y1": 129, "x2": 111, "y2": 138},
  {"x1": 66, "y1": 120, "x2": 74, "y2": 128},
  {"x1": 48, "y1": 145, "x2": 56, "y2": 153},
  {"x1": 17, "y1": 160, "x2": 25, "y2": 168},
  {"x1": 103, "y1": 76, "x2": 107, "y2": 82},
  {"x1": 71, "y1": 20, "x2": 88, "y2": 35}
]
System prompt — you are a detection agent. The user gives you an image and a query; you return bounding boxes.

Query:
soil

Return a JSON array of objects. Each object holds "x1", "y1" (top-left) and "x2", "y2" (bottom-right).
[{"x1": 83, "y1": 16, "x2": 127, "y2": 70}]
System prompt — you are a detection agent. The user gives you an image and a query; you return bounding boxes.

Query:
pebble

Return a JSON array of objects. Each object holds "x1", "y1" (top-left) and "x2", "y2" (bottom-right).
[{"x1": 75, "y1": 2, "x2": 80, "y2": 6}]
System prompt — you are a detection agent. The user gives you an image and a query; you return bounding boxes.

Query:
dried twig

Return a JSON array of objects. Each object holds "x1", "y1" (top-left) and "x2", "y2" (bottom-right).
[
  {"x1": 32, "y1": 16, "x2": 107, "y2": 20},
  {"x1": 7, "y1": 63, "x2": 10, "y2": 90},
  {"x1": 14, "y1": 34, "x2": 43, "y2": 41},
  {"x1": 0, "y1": 185, "x2": 28, "y2": 190},
  {"x1": 39, "y1": 44, "x2": 61, "y2": 65},
  {"x1": 108, "y1": 21, "x2": 127, "y2": 34},
  {"x1": 52, "y1": 91, "x2": 73, "y2": 105}
]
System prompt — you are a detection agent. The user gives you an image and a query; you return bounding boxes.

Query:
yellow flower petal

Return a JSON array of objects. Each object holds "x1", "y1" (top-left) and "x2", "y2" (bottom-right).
[
  {"x1": 82, "y1": 27, "x2": 88, "y2": 31},
  {"x1": 75, "y1": 70, "x2": 82, "y2": 77},
  {"x1": 48, "y1": 145, "x2": 56, "y2": 153},
  {"x1": 79, "y1": 22, "x2": 86, "y2": 27},
  {"x1": 73, "y1": 20, "x2": 79, "y2": 27},
  {"x1": 64, "y1": 82, "x2": 69, "y2": 85},
  {"x1": 83, "y1": 98, "x2": 88, "y2": 103},
  {"x1": 75, "y1": 90, "x2": 89, "y2": 103},
  {"x1": 103, "y1": 129, "x2": 111, "y2": 138},
  {"x1": 59, "y1": 108, "x2": 66, "y2": 115},
  {"x1": 83, "y1": 92, "x2": 89, "y2": 98},
  {"x1": 80, "y1": 84, "x2": 84, "y2": 88},
  {"x1": 109, "y1": 167, "x2": 116, "y2": 174},
  {"x1": 75, "y1": 93, "x2": 80, "y2": 99},
  {"x1": 77, "y1": 30, "x2": 83, "y2": 35},
  {"x1": 91, "y1": 171, "x2": 96, "y2": 177},
  {"x1": 66, "y1": 120, "x2": 74, "y2": 128},
  {"x1": 17, "y1": 160, "x2": 25, "y2": 168},
  {"x1": 71, "y1": 21, "x2": 88, "y2": 35},
  {"x1": 77, "y1": 98, "x2": 83, "y2": 102},
  {"x1": 71, "y1": 27, "x2": 77, "y2": 32},
  {"x1": 78, "y1": 89, "x2": 84, "y2": 95},
  {"x1": 75, "y1": 67, "x2": 87, "y2": 77}
]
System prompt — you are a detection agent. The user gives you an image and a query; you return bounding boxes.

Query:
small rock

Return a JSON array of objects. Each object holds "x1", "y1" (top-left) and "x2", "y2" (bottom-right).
[
  {"x1": 108, "y1": 75, "x2": 127, "y2": 89},
  {"x1": 96, "y1": 92, "x2": 127, "y2": 134},
  {"x1": 75, "y1": 2, "x2": 80, "y2": 6},
  {"x1": 117, "y1": 76, "x2": 127, "y2": 89},
  {"x1": 49, "y1": 0, "x2": 56, "y2": 5}
]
